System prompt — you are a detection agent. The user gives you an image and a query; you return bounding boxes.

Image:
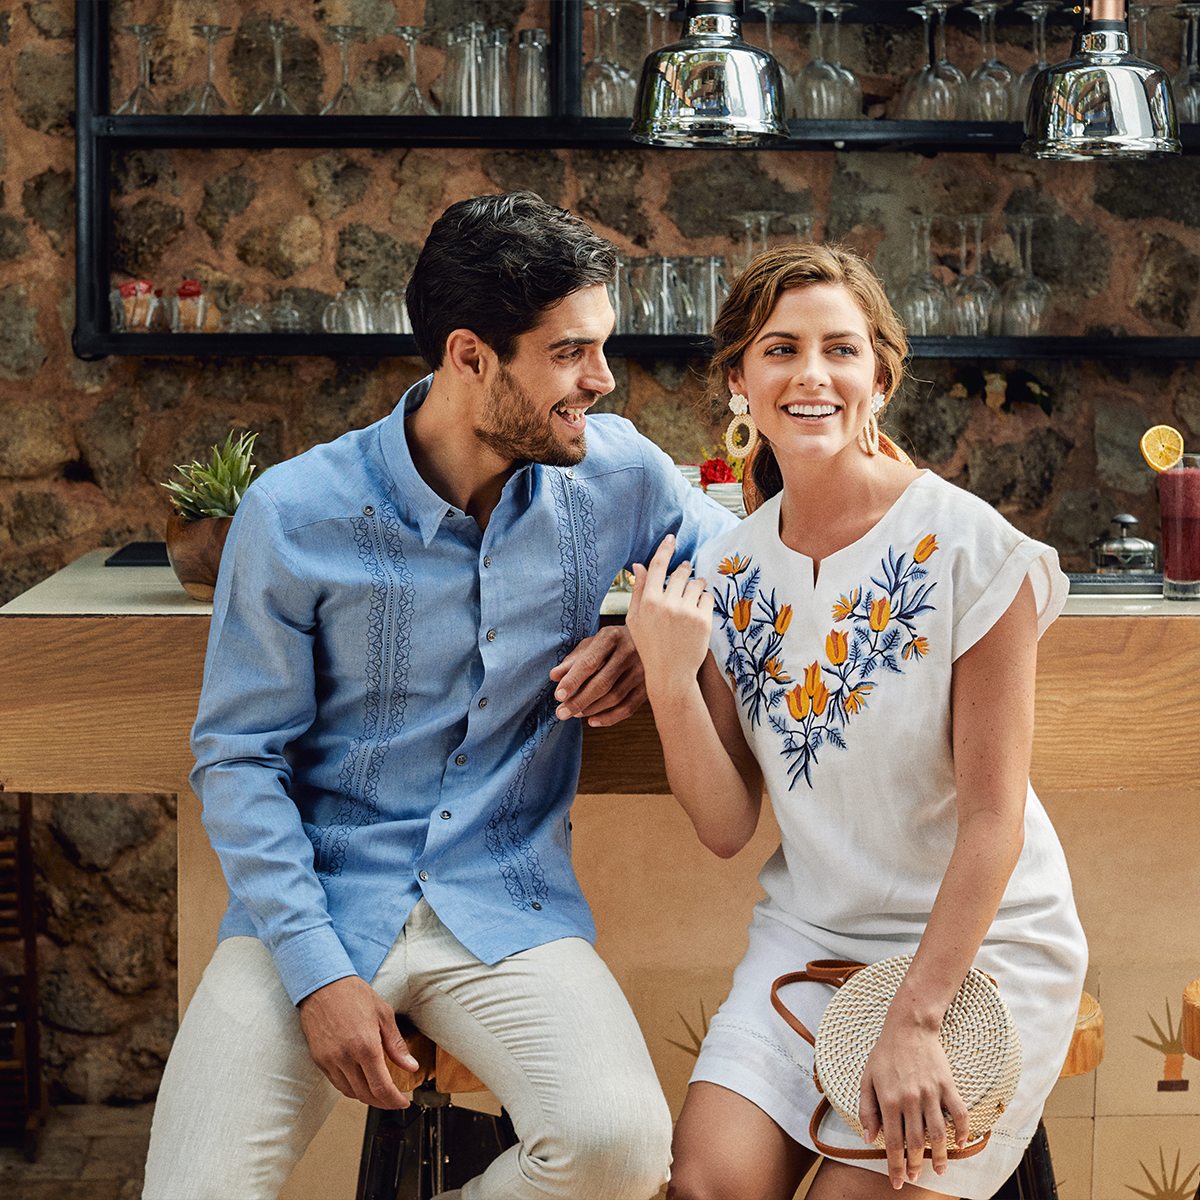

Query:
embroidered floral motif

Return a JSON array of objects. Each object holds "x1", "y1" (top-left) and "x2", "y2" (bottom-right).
[{"x1": 714, "y1": 537, "x2": 938, "y2": 789}]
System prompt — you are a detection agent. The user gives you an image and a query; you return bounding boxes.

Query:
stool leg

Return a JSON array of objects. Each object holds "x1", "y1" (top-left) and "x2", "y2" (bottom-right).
[{"x1": 1014, "y1": 1121, "x2": 1058, "y2": 1200}]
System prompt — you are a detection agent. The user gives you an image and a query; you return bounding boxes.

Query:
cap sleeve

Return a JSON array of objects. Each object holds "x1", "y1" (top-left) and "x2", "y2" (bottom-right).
[{"x1": 950, "y1": 517, "x2": 1068, "y2": 662}]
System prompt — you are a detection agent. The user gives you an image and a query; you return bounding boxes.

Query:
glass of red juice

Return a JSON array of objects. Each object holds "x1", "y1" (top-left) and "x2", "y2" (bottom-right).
[{"x1": 1159, "y1": 453, "x2": 1200, "y2": 600}]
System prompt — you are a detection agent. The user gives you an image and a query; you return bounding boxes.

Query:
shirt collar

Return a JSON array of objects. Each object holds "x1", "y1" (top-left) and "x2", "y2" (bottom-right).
[{"x1": 378, "y1": 374, "x2": 538, "y2": 546}]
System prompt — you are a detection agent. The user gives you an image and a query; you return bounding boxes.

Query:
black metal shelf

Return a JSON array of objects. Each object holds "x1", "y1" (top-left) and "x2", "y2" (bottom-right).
[
  {"x1": 81, "y1": 113, "x2": 1200, "y2": 155},
  {"x1": 73, "y1": 0, "x2": 1200, "y2": 361},
  {"x1": 83, "y1": 333, "x2": 1200, "y2": 361}
]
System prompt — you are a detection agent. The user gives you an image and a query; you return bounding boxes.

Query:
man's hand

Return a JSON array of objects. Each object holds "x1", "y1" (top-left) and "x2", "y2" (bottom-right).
[
  {"x1": 298, "y1": 975, "x2": 420, "y2": 1109},
  {"x1": 549, "y1": 625, "x2": 647, "y2": 727}
]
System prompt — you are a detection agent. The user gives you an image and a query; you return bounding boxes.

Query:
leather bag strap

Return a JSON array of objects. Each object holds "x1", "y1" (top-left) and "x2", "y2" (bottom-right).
[{"x1": 772, "y1": 959, "x2": 992, "y2": 1164}]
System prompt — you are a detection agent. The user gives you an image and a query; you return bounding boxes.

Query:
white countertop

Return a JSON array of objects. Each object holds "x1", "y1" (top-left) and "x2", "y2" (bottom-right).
[
  {"x1": 0, "y1": 550, "x2": 211, "y2": 616},
  {"x1": 5, "y1": 549, "x2": 1200, "y2": 619}
]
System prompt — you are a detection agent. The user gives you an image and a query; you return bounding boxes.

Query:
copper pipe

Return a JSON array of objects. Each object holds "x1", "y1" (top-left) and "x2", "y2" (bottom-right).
[{"x1": 1091, "y1": 0, "x2": 1126, "y2": 21}]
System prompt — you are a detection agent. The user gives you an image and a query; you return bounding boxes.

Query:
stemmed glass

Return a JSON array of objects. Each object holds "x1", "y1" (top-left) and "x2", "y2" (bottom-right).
[
  {"x1": 796, "y1": 5, "x2": 845, "y2": 118},
  {"x1": 1000, "y1": 216, "x2": 1052, "y2": 335},
  {"x1": 186, "y1": 25, "x2": 232, "y2": 115},
  {"x1": 951, "y1": 216, "x2": 1000, "y2": 335},
  {"x1": 584, "y1": 2, "x2": 623, "y2": 116},
  {"x1": 894, "y1": 217, "x2": 953, "y2": 335},
  {"x1": 787, "y1": 213, "x2": 816, "y2": 243},
  {"x1": 1129, "y1": 2, "x2": 1154, "y2": 60},
  {"x1": 601, "y1": 1, "x2": 640, "y2": 115},
  {"x1": 900, "y1": 3, "x2": 966, "y2": 120},
  {"x1": 823, "y1": 3, "x2": 863, "y2": 118},
  {"x1": 390, "y1": 26, "x2": 438, "y2": 115},
  {"x1": 964, "y1": 3, "x2": 1013, "y2": 120},
  {"x1": 1172, "y1": 4, "x2": 1200, "y2": 124},
  {"x1": 252, "y1": 19, "x2": 302, "y2": 115},
  {"x1": 649, "y1": 0, "x2": 678, "y2": 47},
  {"x1": 115, "y1": 25, "x2": 163, "y2": 114},
  {"x1": 320, "y1": 25, "x2": 368, "y2": 115},
  {"x1": 752, "y1": 1, "x2": 800, "y2": 114},
  {"x1": 1010, "y1": 2, "x2": 1059, "y2": 118},
  {"x1": 731, "y1": 210, "x2": 782, "y2": 270}
]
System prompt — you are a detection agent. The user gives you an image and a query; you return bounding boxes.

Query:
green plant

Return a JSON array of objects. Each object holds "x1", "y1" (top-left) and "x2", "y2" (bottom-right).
[{"x1": 162, "y1": 430, "x2": 258, "y2": 521}]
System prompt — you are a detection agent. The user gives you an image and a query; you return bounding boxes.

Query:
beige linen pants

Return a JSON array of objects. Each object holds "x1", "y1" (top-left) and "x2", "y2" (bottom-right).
[{"x1": 143, "y1": 900, "x2": 671, "y2": 1200}]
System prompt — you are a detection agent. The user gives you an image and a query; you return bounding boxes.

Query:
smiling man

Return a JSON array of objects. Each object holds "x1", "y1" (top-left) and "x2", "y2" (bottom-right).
[{"x1": 142, "y1": 192, "x2": 736, "y2": 1200}]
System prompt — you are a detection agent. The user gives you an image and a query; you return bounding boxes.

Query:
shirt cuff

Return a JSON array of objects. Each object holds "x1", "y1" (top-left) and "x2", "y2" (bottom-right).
[{"x1": 271, "y1": 924, "x2": 359, "y2": 1006}]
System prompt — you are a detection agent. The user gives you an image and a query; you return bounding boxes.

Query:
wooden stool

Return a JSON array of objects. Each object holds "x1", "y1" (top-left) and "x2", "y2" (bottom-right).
[
  {"x1": 1183, "y1": 978, "x2": 1200, "y2": 1062},
  {"x1": 986, "y1": 991, "x2": 1104, "y2": 1200},
  {"x1": 356, "y1": 1022, "x2": 516, "y2": 1200}
]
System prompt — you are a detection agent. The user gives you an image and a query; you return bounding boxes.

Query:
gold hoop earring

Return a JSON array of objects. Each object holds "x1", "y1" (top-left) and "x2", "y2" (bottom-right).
[
  {"x1": 862, "y1": 412, "x2": 880, "y2": 456},
  {"x1": 726, "y1": 394, "x2": 758, "y2": 460}
]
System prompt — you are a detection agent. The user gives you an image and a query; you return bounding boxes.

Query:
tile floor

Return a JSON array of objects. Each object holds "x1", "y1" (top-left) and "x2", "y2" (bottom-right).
[{"x1": 0, "y1": 1102, "x2": 152, "y2": 1200}]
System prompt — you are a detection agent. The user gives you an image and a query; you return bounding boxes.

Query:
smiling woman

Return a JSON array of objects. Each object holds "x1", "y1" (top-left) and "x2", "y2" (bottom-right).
[{"x1": 626, "y1": 243, "x2": 1088, "y2": 1200}]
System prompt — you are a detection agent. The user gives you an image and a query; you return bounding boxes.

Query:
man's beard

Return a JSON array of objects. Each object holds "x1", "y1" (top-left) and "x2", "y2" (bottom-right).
[{"x1": 474, "y1": 366, "x2": 587, "y2": 468}]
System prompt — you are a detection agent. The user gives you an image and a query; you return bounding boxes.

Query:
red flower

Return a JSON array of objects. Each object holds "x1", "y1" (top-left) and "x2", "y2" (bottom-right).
[{"x1": 700, "y1": 458, "x2": 737, "y2": 488}]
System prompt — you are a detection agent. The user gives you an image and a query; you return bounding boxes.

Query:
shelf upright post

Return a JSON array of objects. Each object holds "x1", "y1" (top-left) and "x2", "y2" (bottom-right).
[
  {"x1": 551, "y1": 0, "x2": 583, "y2": 121},
  {"x1": 73, "y1": 0, "x2": 111, "y2": 359}
]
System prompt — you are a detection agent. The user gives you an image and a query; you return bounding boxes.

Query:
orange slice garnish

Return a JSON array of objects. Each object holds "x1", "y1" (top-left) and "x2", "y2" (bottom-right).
[{"x1": 1141, "y1": 425, "x2": 1185, "y2": 472}]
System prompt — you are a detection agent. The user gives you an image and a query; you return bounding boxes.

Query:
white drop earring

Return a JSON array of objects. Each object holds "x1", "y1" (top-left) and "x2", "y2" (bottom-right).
[{"x1": 863, "y1": 391, "x2": 886, "y2": 456}]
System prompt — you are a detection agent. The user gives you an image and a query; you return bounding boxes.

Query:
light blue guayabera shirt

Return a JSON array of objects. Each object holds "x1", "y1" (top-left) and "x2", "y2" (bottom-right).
[{"x1": 192, "y1": 375, "x2": 737, "y2": 1005}]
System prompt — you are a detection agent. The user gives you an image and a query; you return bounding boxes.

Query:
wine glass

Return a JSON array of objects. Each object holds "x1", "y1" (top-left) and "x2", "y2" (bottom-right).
[
  {"x1": 115, "y1": 24, "x2": 163, "y2": 115},
  {"x1": 649, "y1": 0, "x2": 678, "y2": 47},
  {"x1": 1000, "y1": 215, "x2": 1052, "y2": 335},
  {"x1": 185, "y1": 25, "x2": 231, "y2": 115},
  {"x1": 752, "y1": 1, "x2": 800, "y2": 114},
  {"x1": 823, "y1": 2, "x2": 863, "y2": 118},
  {"x1": 584, "y1": 2, "x2": 623, "y2": 116},
  {"x1": 894, "y1": 216, "x2": 953, "y2": 335},
  {"x1": 900, "y1": 3, "x2": 966, "y2": 120},
  {"x1": 965, "y1": 3, "x2": 1013, "y2": 120},
  {"x1": 787, "y1": 213, "x2": 815, "y2": 243},
  {"x1": 320, "y1": 25, "x2": 368, "y2": 115},
  {"x1": 600, "y1": 0, "x2": 640, "y2": 116},
  {"x1": 1173, "y1": 4, "x2": 1200, "y2": 124},
  {"x1": 796, "y1": 4, "x2": 845, "y2": 118},
  {"x1": 1129, "y1": 2, "x2": 1154, "y2": 61},
  {"x1": 1011, "y1": 2, "x2": 1059, "y2": 119},
  {"x1": 951, "y1": 215, "x2": 1000, "y2": 335},
  {"x1": 390, "y1": 26, "x2": 438, "y2": 115},
  {"x1": 252, "y1": 19, "x2": 302, "y2": 115}
]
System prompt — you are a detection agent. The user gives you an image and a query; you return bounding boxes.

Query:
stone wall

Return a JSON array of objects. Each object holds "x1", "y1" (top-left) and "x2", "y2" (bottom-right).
[{"x1": 3, "y1": 0, "x2": 1200, "y2": 1102}]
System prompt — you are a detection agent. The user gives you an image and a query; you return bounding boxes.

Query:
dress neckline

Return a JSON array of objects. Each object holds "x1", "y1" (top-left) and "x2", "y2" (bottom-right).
[{"x1": 769, "y1": 470, "x2": 930, "y2": 587}]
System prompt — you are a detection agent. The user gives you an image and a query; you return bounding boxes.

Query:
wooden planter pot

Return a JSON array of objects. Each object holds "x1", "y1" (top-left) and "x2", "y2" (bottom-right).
[{"x1": 165, "y1": 513, "x2": 232, "y2": 601}]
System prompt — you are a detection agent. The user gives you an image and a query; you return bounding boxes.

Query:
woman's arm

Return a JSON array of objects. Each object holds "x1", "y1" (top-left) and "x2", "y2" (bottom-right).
[
  {"x1": 858, "y1": 575, "x2": 1037, "y2": 1189},
  {"x1": 626, "y1": 535, "x2": 763, "y2": 858}
]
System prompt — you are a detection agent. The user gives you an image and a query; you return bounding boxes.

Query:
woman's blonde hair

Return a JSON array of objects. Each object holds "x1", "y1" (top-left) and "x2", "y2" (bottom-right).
[{"x1": 705, "y1": 243, "x2": 909, "y2": 504}]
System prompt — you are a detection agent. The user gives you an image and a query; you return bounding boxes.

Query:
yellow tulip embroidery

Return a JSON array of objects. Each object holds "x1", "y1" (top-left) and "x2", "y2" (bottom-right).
[{"x1": 714, "y1": 536, "x2": 939, "y2": 788}]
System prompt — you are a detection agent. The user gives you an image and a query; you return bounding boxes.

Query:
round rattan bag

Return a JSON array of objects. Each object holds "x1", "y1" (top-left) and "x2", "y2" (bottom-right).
[{"x1": 770, "y1": 956, "x2": 1022, "y2": 1160}]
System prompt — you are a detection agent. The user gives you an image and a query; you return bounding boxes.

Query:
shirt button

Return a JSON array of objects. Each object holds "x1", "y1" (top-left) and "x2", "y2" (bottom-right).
[
  {"x1": 363, "y1": 505, "x2": 374, "y2": 515},
  {"x1": 565, "y1": 469, "x2": 575, "y2": 479},
  {"x1": 486, "y1": 629, "x2": 496, "y2": 642},
  {"x1": 478, "y1": 697, "x2": 487, "y2": 708},
  {"x1": 440, "y1": 810, "x2": 451, "y2": 820},
  {"x1": 483, "y1": 556, "x2": 491, "y2": 568},
  {"x1": 531, "y1": 901, "x2": 542, "y2": 911},
  {"x1": 419, "y1": 870, "x2": 429, "y2": 881},
  {"x1": 455, "y1": 753, "x2": 467, "y2": 765}
]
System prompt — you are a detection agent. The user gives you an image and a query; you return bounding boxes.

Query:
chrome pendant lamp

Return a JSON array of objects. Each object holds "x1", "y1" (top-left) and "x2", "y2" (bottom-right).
[
  {"x1": 630, "y1": 1, "x2": 790, "y2": 146},
  {"x1": 1023, "y1": 0, "x2": 1179, "y2": 159}
]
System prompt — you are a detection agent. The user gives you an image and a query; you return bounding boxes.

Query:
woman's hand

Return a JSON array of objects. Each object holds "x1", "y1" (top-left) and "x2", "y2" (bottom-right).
[
  {"x1": 858, "y1": 1005, "x2": 969, "y2": 1189},
  {"x1": 626, "y1": 534, "x2": 714, "y2": 706}
]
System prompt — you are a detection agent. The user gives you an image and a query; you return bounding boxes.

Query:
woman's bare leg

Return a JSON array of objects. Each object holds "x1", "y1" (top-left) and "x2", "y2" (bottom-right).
[
  {"x1": 667, "y1": 1081, "x2": 818, "y2": 1200},
  {"x1": 808, "y1": 1157, "x2": 959, "y2": 1199}
]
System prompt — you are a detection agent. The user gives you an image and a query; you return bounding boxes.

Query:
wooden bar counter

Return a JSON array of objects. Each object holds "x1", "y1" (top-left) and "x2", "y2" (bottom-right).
[{"x1": 3, "y1": 553, "x2": 1198, "y2": 1199}]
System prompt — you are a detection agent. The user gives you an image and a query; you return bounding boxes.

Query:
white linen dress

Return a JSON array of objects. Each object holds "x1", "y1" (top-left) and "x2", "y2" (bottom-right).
[{"x1": 690, "y1": 471, "x2": 1088, "y2": 1197}]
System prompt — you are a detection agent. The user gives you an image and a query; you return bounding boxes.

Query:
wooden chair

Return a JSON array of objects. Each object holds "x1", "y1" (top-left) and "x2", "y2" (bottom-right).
[{"x1": 356, "y1": 1023, "x2": 516, "y2": 1200}]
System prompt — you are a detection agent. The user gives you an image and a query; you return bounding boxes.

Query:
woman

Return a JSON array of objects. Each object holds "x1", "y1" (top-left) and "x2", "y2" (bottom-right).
[{"x1": 626, "y1": 244, "x2": 1086, "y2": 1198}]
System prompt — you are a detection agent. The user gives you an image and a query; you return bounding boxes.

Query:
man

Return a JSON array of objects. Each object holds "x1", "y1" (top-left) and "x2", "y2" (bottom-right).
[{"x1": 143, "y1": 192, "x2": 736, "y2": 1200}]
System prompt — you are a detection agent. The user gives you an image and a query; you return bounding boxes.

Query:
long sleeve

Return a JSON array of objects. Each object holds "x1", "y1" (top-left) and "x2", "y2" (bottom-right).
[{"x1": 191, "y1": 484, "x2": 357, "y2": 1005}]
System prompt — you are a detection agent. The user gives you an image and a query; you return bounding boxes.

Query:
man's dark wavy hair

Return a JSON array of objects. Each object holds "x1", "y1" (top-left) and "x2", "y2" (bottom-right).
[{"x1": 407, "y1": 192, "x2": 617, "y2": 369}]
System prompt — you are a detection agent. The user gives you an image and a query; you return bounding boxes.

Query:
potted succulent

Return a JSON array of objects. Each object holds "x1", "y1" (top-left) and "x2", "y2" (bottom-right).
[{"x1": 161, "y1": 430, "x2": 258, "y2": 600}]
